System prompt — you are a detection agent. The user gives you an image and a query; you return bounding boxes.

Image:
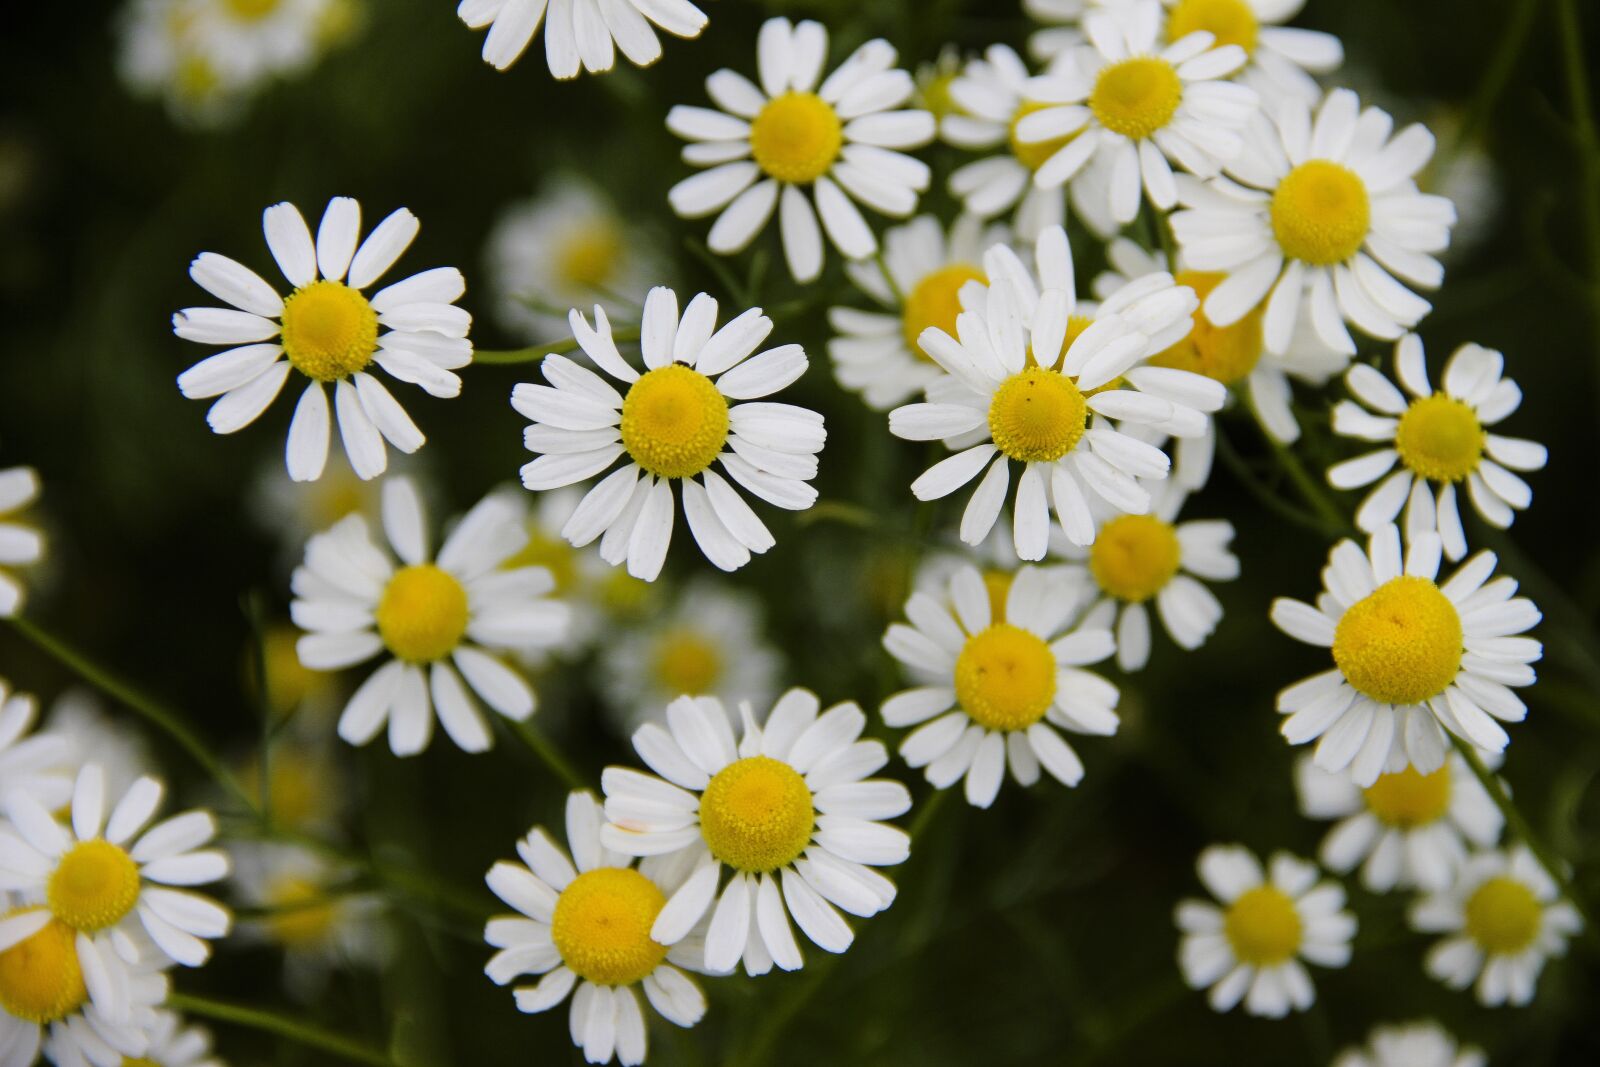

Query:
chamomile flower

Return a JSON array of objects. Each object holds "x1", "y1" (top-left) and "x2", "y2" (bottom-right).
[
  {"x1": 1410, "y1": 845, "x2": 1582, "y2": 1007},
  {"x1": 1175, "y1": 845, "x2": 1356, "y2": 1017},
  {"x1": 174, "y1": 197, "x2": 473, "y2": 482},
  {"x1": 44, "y1": 691, "x2": 153, "y2": 803},
  {"x1": 1295, "y1": 751, "x2": 1502, "y2": 892},
  {"x1": 827, "y1": 214, "x2": 1010, "y2": 410},
  {"x1": 1330, "y1": 335, "x2": 1546, "y2": 560},
  {"x1": 882, "y1": 563, "x2": 1119, "y2": 807},
  {"x1": 1171, "y1": 88, "x2": 1455, "y2": 355},
  {"x1": 665, "y1": 18, "x2": 936, "y2": 283},
  {"x1": 1022, "y1": 0, "x2": 1092, "y2": 63},
  {"x1": 291, "y1": 476, "x2": 570, "y2": 756},
  {"x1": 0, "y1": 681, "x2": 72, "y2": 812},
  {"x1": 1332, "y1": 1021, "x2": 1486, "y2": 1067},
  {"x1": 117, "y1": 0, "x2": 248, "y2": 128},
  {"x1": 484, "y1": 791, "x2": 707, "y2": 1065},
  {"x1": 0, "y1": 467, "x2": 43, "y2": 617},
  {"x1": 1270, "y1": 524, "x2": 1542, "y2": 785},
  {"x1": 188, "y1": 0, "x2": 335, "y2": 82},
  {"x1": 458, "y1": 0, "x2": 707, "y2": 78},
  {"x1": 889, "y1": 225, "x2": 1222, "y2": 558},
  {"x1": 601, "y1": 690, "x2": 911, "y2": 975},
  {"x1": 514, "y1": 286, "x2": 825, "y2": 581},
  {"x1": 105, "y1": 1009, "x2": 224, "y2": 1067}
]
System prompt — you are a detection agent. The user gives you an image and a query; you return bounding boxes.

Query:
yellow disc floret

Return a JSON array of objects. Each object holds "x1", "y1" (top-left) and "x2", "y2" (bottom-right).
[
  {"x1": 1363, "y1": 765, "x2": 1452, "y2": 828},
  {"x1": 982, "y1": 569, "x2": 1013, "y2": 625},
  {"x1": 652, "y1": 630, "x2": 723, "y2": 696},
  {"x1": 556, "y1": 223, "x2": 624, "y2": 291},
  {"x1": 955, "y1": 623, "x2": 1057, "y2": 731},
  {"x1": 1167, "y1": 0, "x2": 1259, "y2": 54},
  {"x1": 1464, "y1": 876, "x2": 1542, "y2": 955},
  {"x1": 1009, "y1": 100, "x2": 1081, "y2": 171},
  {"x1": 1395, "y1": 394, "x2": 1486, "y2": 483},
  {"x1": 749, "y1": 92, "x2": 844, "y2": 184},
  {"x1": 48, "y1": 841, "x2": 142, "y2": 932},
  {"x1": 376, "y1": 564, "x2": 470, "y2": 664},
  {"x1": 550, "y1": 867, "x2": 669, "y2": 986},
  {"x1": 1223, "y1": 885, "x2": 1303, "y2": 966},
  {"x1": 698, "y1": 756, "x2": 816, "y2": 873},
  {"x1": 988, "y1": 367, "x2": 1088, "y2": 462},
  {"x1": 224, "y1": 0, "x2": 282, "y2": 20},
  {"x1": 1151, "y1": 270, "x2": 1265, "y2": 383},
  {"x1": 265, "y1": 875, "x2": 339, "y2": 947},
  {"x1": 503, "y1": 525, "x2": 579, "y2": 596},
  {"x1": 1271, "y1": 161, "x2": 1370, "y2": 266},
  {"x1": 902, "y1": 263, "x2": 985, "y2": 355},
  {"x1": 280, "y1": 280, "x2": 379, "y2": 382},
  {"x1": 1090, "y1": 57, "x2": 1183, "y2": 141},
  {"x1": 620, "y1": 364, "x2": 730, "y2": 479},
  {"x1": 1332, "y1": 576, "x2": 1463, "y2": 706},
  {"x1": 0, "y1": 911, "x2": 88, "y2": 1023},
  {"x1": 1089, "y1": 514, "x2": 1183, "y2": 603}
]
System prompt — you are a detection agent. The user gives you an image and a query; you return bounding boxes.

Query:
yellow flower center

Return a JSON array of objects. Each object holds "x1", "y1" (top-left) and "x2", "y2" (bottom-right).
[
  {"x1": 600, "y1": 570, "x2": 653, "y2": 615},
  {"x1": 175, "y1": 55, "x2": 221, "y2": 102},
  {"x1": 620, "y1": 364, "x2": 730, "y2": 479},
  {"x1": 954, "y1": 623, "x2": 1057, "y2": 732},
  {"x1": 1270, "y1": 161, "x2": 1371, "y2": 266},
  {"x1": 1395, "y1": 394, "x2": 1486, "y2": 483},
  {"x1": 1009, "y1": 100, "x2": 1082, "y2": 171},
  {"x1": 224, "y1": 0, "x2": 283, "y2": 19},
  {"x1": 0, "y1": 911, "x2": 88, "y2": 1024},
  {"x1": 698, "y1": 756, "x2": 816, "y2": 873},
  {"x1": 48, "y1": 841, "x2": 142, "y2": 932},
  {"x1": 1090, "y1": 57, "x2": 1183, "y2": 140},
  {"x1": 651, "y1": 630, "x2": 723, "y2": 696},
  {"x1": 280, "y1": 280, "x2": 379, "y2": 382},
  {"x1": 1332, "y1": 576, "x2": 1463, "y2": 706},
  {"x1": 988, "y1": 366, "x2": 1088, "y2": 462},
  {"x1": 265, "y1": 876, "x2": 338, "y2": 947},
  {"x1": 1464, "y1": 876, "x2": 1542, "y2": 955},
  {"x1": 1089, "y1": 514, "x2": 1183, "y2": 603},
  {"x1": 125, "y1": 1060, "x2": 161, "y2": 1067},
  {"x1": 918, "y1": 72, "x2": 960, "y2": 121},
  {"x1": 503, "y1": 526, "x2": 579, "y2": 596},
  {"x1": 256, "y1": 625, "x2": 331, "y2": 716},
  {"x1": 556, "y1": 223, "x2": 624, "y2": 291},
  {"x1": 901, "y1": 263, "x2": 986, "y2": 355},
  {"x1": 375, "y1": 564, "x2": 470, "y2": 664},
  {"x1": 1167, "y1": 0, "x2": 1259, "y2": 54},
  {"x1": 982, "y1": 569, "x2": 1013, "y2": 625},
  {"x1": 241, "y1": 751, "x2": 327, "y2": 831},
  {"x1": 1151, "y1": 270, "x2": 1264, "y2": 384},
  {"x1": 749, "y1": 92, "x2": 844, "y2": 185},
  {"x1": 1223, "y1": 885, "x2": 1303, "y2": 966},
  {"x1": 549, "y1": 867, "x2": 669, "y2": 986},
  {"x1": 1363, "y1": 765, "x2": 1452, "y2": 828}
]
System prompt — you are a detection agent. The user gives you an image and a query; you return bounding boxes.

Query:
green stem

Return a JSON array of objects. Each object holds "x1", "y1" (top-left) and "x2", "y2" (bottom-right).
[
  {"x1": 1259, "y1": 426, "x2": 1354, "y2": 534},
  {"x1": 474, "y1": 327, "x2": 640, "y2": 366},
  {"x1": 169, "y1": 993, "x2": 407, "y2": 1067},
  {"x1": 1554, "y1": 0, "x2": 1600, "y2": 424},
  {"x1": 1213, "y1": 427, "x2": 1345, "y2": 537},
  {"x1": 1436, "y1": 0, "x2": 1543, "y2": 170},
  {"x1": 506, "y1": 718, "x2": 589, "y2": 792}
]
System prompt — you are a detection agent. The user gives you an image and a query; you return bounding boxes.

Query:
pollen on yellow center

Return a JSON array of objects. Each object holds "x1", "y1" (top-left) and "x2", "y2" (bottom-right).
[
  {"x1": 375, "y1": 563, "x2": 470, "y2": 664},
  {"x1": 698, "y1": 756, "x2": 816, "y2": 873},
  {"x1": 47, "y1": 840, "x2": 141, "y2": 932},
  {"x1": 265, "y1": 876, "x2": 339, "y2": 947},
  {"x1": 550, "y1": 867, "x2": 669, "y2": 986},
  {"x1": 224, "y1": 0, "x2": 283, "y2": 20},
  {"x1": 1464, "y1": 876, "x2": 1542, "y2": 955},
  {"x1": 280, "y1": 279, "x2": 379, "y2": 382},
  {"x1": 749, "y1": 92, "x2": 843, "y2": 185},
  {"x1": 0, "y1": 910, "x2": 87, "y2": 1024},
  {"x1": 620, "y1": 364, "x2": 730, "y2": 479},
  {"x1": 988, "y1": 366, "x2": 1088, "y2": 462},
  {"x1": 1332, "y1": 576, "x2": 1463, "y2": 706},
  {"x1": 1223, "y1": 885, "x2": 1303, "y2": 966},
  {"x1": 982, "y1": 569, "x2": 1013, "y2": 625},
  {"x1": 1090, "y1": 57, "x2": 1183, "y2": 140},
  {"x1": 652, "y1": 630, "x2": 723, "y2": 696},
  {"x1": 1167, "y1": 0, "x2": 1260, "y2": 54},
  {"x1": 955, "y1": 623, "x2": 1057, "y2": 732},
  {"x1": 902, "y1": 263, "x2": 985, "y2": 355},
  {"x1": 556, "y1": 223, "x2": 624, "y2": 291},
  {"x1": 1010, "y1": 100, "x2": 1081, "y2": 171},
  {"x1": 1270, "y1": 161, "x2": 1371, "y2": 266},
  {"x1": 1395, "y1": 394, "x2": 1486, "y2": 483},
  {"x1": 1151, "y1": 271, "x2": 1264, "y2": 384},
  {"x1": 1089, "y1": 514, "x2": 1182, "y2": 603},
  {"x1": 1363, "y1": 765, "x2": 1452, "y2": 828}
]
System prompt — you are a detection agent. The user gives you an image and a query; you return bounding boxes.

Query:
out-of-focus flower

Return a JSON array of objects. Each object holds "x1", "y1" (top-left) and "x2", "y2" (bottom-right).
[{"x1": 458, "y1": 0, "x2": 708, "y2": 78}]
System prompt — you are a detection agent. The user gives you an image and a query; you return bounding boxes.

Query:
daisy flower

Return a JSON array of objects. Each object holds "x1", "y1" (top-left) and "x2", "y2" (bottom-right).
[
  {"x1": 888, "y1": 225, "x2": 1222, "y2": 559},
  {"x1": 600, "y1": 690, "x2": 911, "y2": 975},
  {"x1": 116, "y1": 0, "x2": 248, "y2": 129},
  {"x1": 457, "y1": 0, "x2": 707, "y2": 78},
  {"x1": 484, "y1": 790, "x2": 707, "y2": 1065},
  {"x1": 1333, "y1": 1020, "x2": 1486, "y2": 1067},
  {"x1": 0, "y1": 681, "x2": 73, "y2": 813},
  {"x1": 1410, "y1": 845, "x2": 1582, "y2": 1007},
  {"x1": 1270, "y1": 524, "x2": 1541, "y2": 785},
  {"x1": 174, "y1": 197, "x2": 473, "y2": 482},
  {"x1": 188, "y1": 0, "x2": 335, "y2": 83},
  {"x1": 1175, "y1": 844, "x2": 1356, "y2": 1017},
  {"x1": 0, "y1": 467, "x2": 43, "y2": 617},
  {"x1": 1329, "y1": 335, "x2": 1546, "y2": 560},
  {"x1": 514, "y1": 286, "x2": 825, "y2": 581},
  {"x1": 291, "y1": 476, "x2": 570, "y2": 756},
  {"x1": 1294, "y1": 751, "x2": 1502, "y2": 892},
  {"x1": 1171, "y1": 88, "x2": 1456, "y2": 355},
  {"x1": 665, "y1": 17, "x2": 936, "y2": 283},
  {"x1": 827, "y1": 213, "x2": 1011, "y2": 411},
  {"x1": 881, "y1": 563, "x2": 1119, "y2": 807},
  {"x1": 1014, "y1": 0, "x2": 1260, "y2": 227},
  {"x1": 99, "y1": 1009, "x2": 224, "y2": 1067}
]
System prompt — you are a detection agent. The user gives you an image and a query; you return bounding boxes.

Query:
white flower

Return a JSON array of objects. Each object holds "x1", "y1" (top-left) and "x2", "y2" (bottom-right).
[
  {"x1": 45, "y1": 691, "x2": 155, "y2": 805},
  {"x1": 174, "y1": 197, "x2": 473, "y2": 482},
  {"x1": 0, "y1": 681, "x2": 72, "y2": 813},
  {"x1": 1270, "y1": 524, "x2": 1541, "y2": 785},
  {"x1": 110, "y1": 1009, "x2": 224, "y2": 1067},
  {"x1": 1410, "y1": 845, "x2": 1582, "y2": 1007},
  {"x1": 1330, "y1": 334, "x2": 1546, "y2": 560},
  {"x1": 1172, "y1": 88, "x2": 1456, "y2": 355},
  {"x1": 458, "y1": 0, "x2": 707, "y2": 77},
  {"x1": 1332, "y1": 1020, "x2": 1486, "y2": 1067},
  {"x1": 484, "y1": 791, "x2": 707, "y2": 1066},
  {"x1": 881, "y1": 563, "x2": 1119, "y2": 807},
  {"x1": 666, "y1": 18, "x2": 935, "y2": 282},
  {"x1": 0, "y1": 467, "x2": 44, "y2": 617},
  {"x1": 188, "y1": 0, "x2": 336, "y2": 83},
  {"x1": 1294, "y1": 751, "x2": 1502, "y2": 892},
  {"x1": 888, "y1": 225, "x2": 1223, "y2": 559},
  {"x1": 600, "y1": 690, "x2": 911, "y2": 975},
  {"x1": 1175, "y1": 844, "x2": 1356, "y2": 1017},
  {"x1": 291, "y1": 476, "x2": 569, "y2": 757},
  {"x1": 514, "y1": 286, "x2": 825, "y2": 581}
]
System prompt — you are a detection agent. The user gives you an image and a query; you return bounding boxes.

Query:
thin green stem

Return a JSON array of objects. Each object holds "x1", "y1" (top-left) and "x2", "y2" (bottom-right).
[
  {"x1": 168, "y1": 993, "x2": 406, "y2": 1067},
  {"x1": 1436, "y1": 0, "x2": 1543, "y2": 170},
  {"x1": 506, "y1": 718, "x2": 589, "y2": 791},
  {"x1": 244, "y1": 591, "x2": 273, "y2": 825},
  {"x1": 1213, "y1": 427, "x2": 1346, "y2": 537},
  {"x1": 474, "y1": 327, "x2": 640, "y2": 365},
  {"x1": 1259, "y1": 425, "x2": 1354, "y2": 534}
]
